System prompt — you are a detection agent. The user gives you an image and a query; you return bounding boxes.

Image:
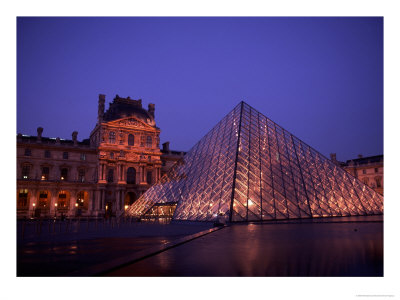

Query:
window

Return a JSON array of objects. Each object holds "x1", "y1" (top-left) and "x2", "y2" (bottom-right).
[
  {"x1": 38, "y1": 191, "x2": 49, "y2": 208},
  {"x1": 375, "y1": 168, "x2": 379, "y2": 173},
  {"x1": 60, "y1": 168, "x2": 68, "y2": 181},
  {"x1": 119, "y1": 150, "x2": 125, "y2": 157},
  {"x1": 18, "y1": 189, "x2": 29, "y2": 208},
  {"x1": 78, "y1": 169, "x2": 85, "y2": 182},
  {"x1": 22, "y1": 165, "x2": 30, "y2": 179},
  {"x1": 128, "y1": 134, "x2": 135, "y2": 146},
  {"x1": 109, "y1": 131, "x2": 116, "y2": 144},
  {"x1": 44, "y1": 150, "x2": 51, "y2": 158},
  {"x1": 63, "y1": 152, "x2": 69, "y2": 159},
  {"x1": 146, "y1": 171, "x2": 152, "y2": 185},
  {"x1": 376, "y1": 177, "x2": 382, "y2": 188},
  {"x1": 77, "y1": 191, "x2": 86, "y2": 207},
  {"x1": 362, "y1": 178, "x2": 369, "y2": 185},
  {"x1": 127, "y1": 167, "x2": 136, "y2": 184},
  {"x1": 41, "y1": 167, "x2": 49, "y2": 180},
  {"x1": 107, "y1": 169, "x2": 114, "y2": 183},
  {"x1": 24, "y1": 148, "x2": 31, "y2": 156},
  {"x1": 58, "y1": 191, "x2": 68, "y2": 208},
  {"x1": 146, "y1": 136, "x2": 152, "y2": 148},
  {"x1": 110, "y1": 152, "x2": 114, "y2": 159},
  {"x1": 362, "y1": 169, "x2": 366, "y2": 174},
  {"x1": 80, "y1": 153, "x2": 86, "y2": 161}
]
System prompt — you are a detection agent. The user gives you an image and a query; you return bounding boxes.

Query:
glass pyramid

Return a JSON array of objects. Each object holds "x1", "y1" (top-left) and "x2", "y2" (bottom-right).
[{"x1": 127, "y1": 102, "x2": 383, "y2": 222}]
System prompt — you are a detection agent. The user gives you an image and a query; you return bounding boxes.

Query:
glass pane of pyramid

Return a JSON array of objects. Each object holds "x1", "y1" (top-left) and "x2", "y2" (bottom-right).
[{"x1": 127, "y1": 102, "x2": 383, "y2": 222}]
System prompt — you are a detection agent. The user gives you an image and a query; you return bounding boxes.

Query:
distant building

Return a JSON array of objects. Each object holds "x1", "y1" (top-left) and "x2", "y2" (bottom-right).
[
  {"x1": 330, "y1": 153, "x2": 383, "y2": 195},
  {"x1": 16, "y1": 94, "x2": 183, "y2": 219}
]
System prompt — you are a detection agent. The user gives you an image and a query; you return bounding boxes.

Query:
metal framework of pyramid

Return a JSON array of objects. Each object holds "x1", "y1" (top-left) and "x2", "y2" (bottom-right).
[{"x1": 127, "y1": 102, "x2": 383, "y2": 222}]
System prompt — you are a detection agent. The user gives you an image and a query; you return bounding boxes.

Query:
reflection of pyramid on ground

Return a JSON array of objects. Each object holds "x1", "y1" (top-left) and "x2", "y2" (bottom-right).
[{"x1": 127, "y1": 102, "x2": 383, "y2": 222}]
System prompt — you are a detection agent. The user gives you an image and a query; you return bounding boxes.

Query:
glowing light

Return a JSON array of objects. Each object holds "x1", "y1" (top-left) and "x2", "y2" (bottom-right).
[
  {"x1": 55, "y1": 203, "x2": 58, "y2": 207},
  {"x1": 23, "y1": 176, "x2": 27, "y2": 179},
  {"x1": 32, "y1": 203, "x2": 36, "y2": 207},
  {"x1": 41, "y1": 176, "x2": 45, "y2": 180},
  {"x1": 124, "y1": 205, "x2": 128, "y2": 210},
  {"x1": 75, "y1": 203, "x2": 78, "y2": 207},
  {"x1": 61, "y1": 177, "x2": 64, "y2": 180}
]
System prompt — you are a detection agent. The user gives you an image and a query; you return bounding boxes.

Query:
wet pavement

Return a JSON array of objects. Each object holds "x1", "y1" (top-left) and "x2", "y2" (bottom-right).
[
  {"x1": 106, "y1": 217, "x2": 383, "y2": 276},
  {"x1": 17, "y1": 220, "x2": 213, "y2": 276}
]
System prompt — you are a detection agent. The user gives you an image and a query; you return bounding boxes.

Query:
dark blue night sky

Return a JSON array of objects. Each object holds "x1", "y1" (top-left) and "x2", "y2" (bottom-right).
[{"x1": 17, "y1": 17, "x2": 383, "y2": 162}]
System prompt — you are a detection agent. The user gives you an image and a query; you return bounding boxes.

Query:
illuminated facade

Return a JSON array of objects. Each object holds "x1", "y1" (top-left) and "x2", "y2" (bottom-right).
[
  {"x1": 331, "y1": 154, "x2": 384, "y2": 196},
  {"x1": 127, "y1": 102, "x2": 384, "y2": 222},
  {"x1": 17, "y1": 94, "x2": 183, "y2": 218}
]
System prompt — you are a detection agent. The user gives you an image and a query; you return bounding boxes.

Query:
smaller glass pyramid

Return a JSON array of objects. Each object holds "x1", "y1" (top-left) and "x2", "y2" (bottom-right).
[{"x1": 127, "y1": 102, "x2": 383, "y2": 222}]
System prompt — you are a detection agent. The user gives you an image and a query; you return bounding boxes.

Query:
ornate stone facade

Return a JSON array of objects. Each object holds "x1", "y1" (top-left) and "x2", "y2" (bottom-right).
[
  {"x1": 16, "y1": 94, "x2": 182, "y2": 218},
  {"x1": 330, "y1": 153, "x2": 384, "y2": 195}
]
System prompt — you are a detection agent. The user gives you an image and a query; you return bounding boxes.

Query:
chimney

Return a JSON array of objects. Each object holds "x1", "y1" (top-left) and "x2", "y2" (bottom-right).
[
  {"x1": 37, "y1": 127, "x2": 43, "y2": 142},
  {"x1": 72, "y1": 131, "x2": 78, "y2": 146},
  {"x1": 148, "y1": 103, "x2": 155, "y2": 118},
  {"x1": 98, "y1": 94, "x2": 105, "y2": 124},
  {"x1": 330, "y1": 153, "x2": 337, "y2": 162},
  {"x1": 162, "y1": 141, "x2": 170, "y2": 152},
  {"x1": 357, "y1": 154, "x2": 363, "y2": 159}
]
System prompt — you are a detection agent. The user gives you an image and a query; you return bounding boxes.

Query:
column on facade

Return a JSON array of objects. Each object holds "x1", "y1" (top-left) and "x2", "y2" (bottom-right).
[
  {"x1": 28, "y1": 189, "x2": 37, "y2": 215},
  {"x1": 69, "y1": 190, "x2": 77, "y2": 216},
  {"x1": 49, "y1": 189, "x2": 57, "y2": 215}
]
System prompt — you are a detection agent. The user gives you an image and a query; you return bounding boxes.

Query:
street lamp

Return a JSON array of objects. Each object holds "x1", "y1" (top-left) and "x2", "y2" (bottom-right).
[
  {"x1": 32, "y1": 203, "x2": 36, "y2": 218},
  {"x1": 54, "y1": 203, "x2": 58, "y2": 218}
]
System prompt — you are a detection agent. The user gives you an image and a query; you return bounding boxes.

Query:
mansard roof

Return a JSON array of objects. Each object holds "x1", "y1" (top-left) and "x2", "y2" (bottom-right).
[{"x1": 103, "y1": 95, "x2": 156, "y2": 127}]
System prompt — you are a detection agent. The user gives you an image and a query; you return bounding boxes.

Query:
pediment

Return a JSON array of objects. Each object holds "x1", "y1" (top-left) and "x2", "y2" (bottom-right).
[{"x1": 107, "y1": 117, "x2": 155, "y2": 129}]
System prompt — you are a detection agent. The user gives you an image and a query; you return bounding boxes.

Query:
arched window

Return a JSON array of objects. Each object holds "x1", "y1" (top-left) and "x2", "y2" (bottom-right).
[
  {"x1": 362, "y1": 178, "x2": 369, "y2": 185},
  {"x1": 18, "y1": 189, "x2": 29, "y2": 208},
  {"x1": 109, "y1": 131, "x2": 116, "y2": 144},
  {"x1": 128, "y1": 134, "x2": 135, "y2": 146},
  {"x1": 376, "y1": 177, "x2": 382, "y2": 188},
  {"x1": 38, "y1": 190, "x2": 50, "y2": 208},
  {"x1": 77, "y1": 191, "x2": 88, "y2": 209},
  {"x1": 146, "y1": 136, "x2": 152, "y2": 148},
  {"x1": 146, "y1": 170, "x2": 152, "y2": 185},
  {"x1": 124, "y1": 192, "x2": 137, "y2": 206},
  {"x1": 127, "y1": 167, "x2": 136, "y2": 184},
  {"x1": 107, "y1": 169, "x2": 114, "y2": 183},
  {"x1": 58, "y1": 191, "x2": 69, "y2": 208}
]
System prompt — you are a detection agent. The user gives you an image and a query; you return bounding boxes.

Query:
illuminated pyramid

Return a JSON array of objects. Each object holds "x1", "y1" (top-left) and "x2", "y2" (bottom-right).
[{"x1": 127, "y1": 102, "x2": 383, "y2": 222}]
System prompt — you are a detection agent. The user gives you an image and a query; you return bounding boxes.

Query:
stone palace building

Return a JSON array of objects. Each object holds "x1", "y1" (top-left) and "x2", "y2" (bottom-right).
[{"x1": 16, "y1": 94, "x2": 184, "y2": 219}]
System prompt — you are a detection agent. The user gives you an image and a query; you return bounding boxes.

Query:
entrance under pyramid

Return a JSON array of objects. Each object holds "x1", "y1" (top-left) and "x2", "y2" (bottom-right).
[{"x1": 127, "y1": 102, "x2": 383, "y2": 222}]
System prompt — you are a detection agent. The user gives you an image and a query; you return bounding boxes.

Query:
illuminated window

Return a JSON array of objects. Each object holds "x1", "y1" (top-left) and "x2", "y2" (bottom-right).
[
  {"x1": 77, "y1": 191, "x2": 86, "y2": 207},
  {"x1": 80, "y1": 153, "x2": 86, "y2": 161},
  {"x1": 78, "y1": 169, "x2": 85, "y2": 182},
  {"x1": 44, "y1": 150, "x2": 51, "y2": 158},
  {"x1": 146, "y1": 136, "x2": 152, "y2": 148},
  {"x1": 128, "y1": 134, "x2": 135, "y2": 146},
  {"x1": 38, "y1": 191, "x2": 49, "y2": 208},
  {"x1": 146, "y1": 170, "x2": 152, "y2": 185},
  {"x1": 107, "y1": 169, "x2": 114, "y2": 183},
  {"x1": 18, "y1": 189, "x2": 29, "y2": 208},
  {"x1": 58, "y1": 191, "x2": 68, "y2": 208},
  {"x1": 127, "y1": 167, "x2": 136, "y2": 184},
  {"x1": 109, "y1": 131, "x2": 116, "y2": 144},
  {"x1": 24, "y1": 148, "x2": 31, "y2": 156},
  {"x1": 60, "y1": 168, "x2": 68, "y2": 181},
  {"x1": 41, "y1": 167, "x2": 49, "y2": 180},
  {"x1": 22, "y1": 165, "x2": 30, "y2": 179},
  {"x1": 63, "y1": 152, "x2": 69, "y2": 159}
]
